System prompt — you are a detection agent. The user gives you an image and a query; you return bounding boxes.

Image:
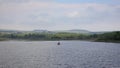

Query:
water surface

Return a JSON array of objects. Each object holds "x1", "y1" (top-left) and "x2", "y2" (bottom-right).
[{"x1": 0, "y1": 41, "x2": 120, "y2": 68}]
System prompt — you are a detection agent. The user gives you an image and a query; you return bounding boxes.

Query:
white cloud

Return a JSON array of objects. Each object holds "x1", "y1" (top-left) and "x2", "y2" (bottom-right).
[
  {"x1": 67, "y1": 11, "x2": 80, "y2": 18},
  {"x1": 0, "y1": 2, "x2": 119, "y2": 15},
  {"x1": 0, "y1": 1, "x2": 120, "y2": 31}
]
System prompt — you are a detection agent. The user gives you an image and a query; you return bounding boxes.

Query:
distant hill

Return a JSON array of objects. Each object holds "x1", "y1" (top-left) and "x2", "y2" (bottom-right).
[
  {"x1": 0, "y1": 29, "x2": 19, "y2": 32},
  {"x1": 0, "y1": 29, "x2": 113, "y2": 34},
  {"x1": 0, "y1": 29, "x2": 22, "y2": 33},
  {"x1": 68, "y1": 29, "x2": 91, "y2": 33},
  {"x1": 33, "y1": 30, "x2": 53, "y2": 33},
  {"x1": 54, "y1": 29, "x2": 91, "y2": 34},
  {"x1": 33, "y1": 30, "x2": 48, "y2": 33}
]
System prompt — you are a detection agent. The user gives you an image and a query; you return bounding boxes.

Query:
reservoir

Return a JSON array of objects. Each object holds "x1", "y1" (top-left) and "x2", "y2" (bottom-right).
[{"x1": 0, "y1": 41, "x2": 120, "y2": 68}]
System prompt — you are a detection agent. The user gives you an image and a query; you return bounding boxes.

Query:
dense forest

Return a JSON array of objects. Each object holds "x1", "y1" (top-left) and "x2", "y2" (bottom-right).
[{"x1": 0, "y1": 31, "x2": 120, "y2": 42}]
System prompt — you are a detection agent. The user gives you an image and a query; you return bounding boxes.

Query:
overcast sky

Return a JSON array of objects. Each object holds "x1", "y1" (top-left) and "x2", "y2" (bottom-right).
[{"x1": 0, "y1": 0, "x2": 120, "y2": 31}]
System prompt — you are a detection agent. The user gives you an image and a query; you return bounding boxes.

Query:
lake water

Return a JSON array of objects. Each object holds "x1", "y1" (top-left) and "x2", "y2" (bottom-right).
[{"x1": 0, "y1": 41, "x2": 120, "y2": 68}]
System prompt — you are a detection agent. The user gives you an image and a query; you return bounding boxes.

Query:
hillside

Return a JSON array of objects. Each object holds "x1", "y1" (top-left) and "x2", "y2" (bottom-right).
[
  {"x1": 54, "y1": 29, "x2": 91, "y2": 34},
  {"x1": 0, "y1": 29, "x2": 120, "y2": 42}
]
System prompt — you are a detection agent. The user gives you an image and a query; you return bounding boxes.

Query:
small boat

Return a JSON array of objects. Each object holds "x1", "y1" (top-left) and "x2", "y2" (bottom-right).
[{"x1": 57, "y1": 42, "x2": 60, "y2": 45}]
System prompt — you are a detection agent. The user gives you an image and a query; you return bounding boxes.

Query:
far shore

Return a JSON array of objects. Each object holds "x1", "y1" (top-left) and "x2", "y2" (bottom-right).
[{"x1": 0, "y1": 39, "x2": 120, "y2": 43}]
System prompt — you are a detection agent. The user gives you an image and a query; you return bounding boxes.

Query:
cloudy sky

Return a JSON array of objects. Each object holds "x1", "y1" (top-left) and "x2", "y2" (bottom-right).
[{"x1": 0, "y1": 0, "x2": 120, "y2": 31}]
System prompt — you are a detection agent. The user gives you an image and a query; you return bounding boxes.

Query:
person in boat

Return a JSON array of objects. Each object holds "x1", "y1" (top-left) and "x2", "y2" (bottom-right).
[{"x1": 57, "y1": 42, "x2": 60, "y2": 45}]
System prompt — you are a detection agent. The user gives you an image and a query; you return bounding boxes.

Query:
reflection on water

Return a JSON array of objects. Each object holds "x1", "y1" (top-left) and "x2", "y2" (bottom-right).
[{"x1": 0, "y1": 41, "x2": 120, "y2": 68}]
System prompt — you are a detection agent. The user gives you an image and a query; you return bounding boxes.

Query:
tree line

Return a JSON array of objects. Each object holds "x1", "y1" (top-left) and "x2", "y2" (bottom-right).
[{"x1": 0, "y1": 31, "x2": 120, "y2": 42}]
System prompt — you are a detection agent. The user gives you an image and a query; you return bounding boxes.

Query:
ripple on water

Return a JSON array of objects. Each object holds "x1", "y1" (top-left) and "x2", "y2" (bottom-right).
[{"x1": 0, "y1": 41, "x2": 120, "y2": 68}]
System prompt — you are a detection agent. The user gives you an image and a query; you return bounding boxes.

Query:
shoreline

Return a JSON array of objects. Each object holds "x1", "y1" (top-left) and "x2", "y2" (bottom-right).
[{"x1": 0, "y1": 39, "x2": 120, "y2": 43}]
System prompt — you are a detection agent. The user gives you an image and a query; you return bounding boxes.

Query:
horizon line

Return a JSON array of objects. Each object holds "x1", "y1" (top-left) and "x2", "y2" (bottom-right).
[{"x1": 0, "y1": 28, "x2": 120, "y2": 32}]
